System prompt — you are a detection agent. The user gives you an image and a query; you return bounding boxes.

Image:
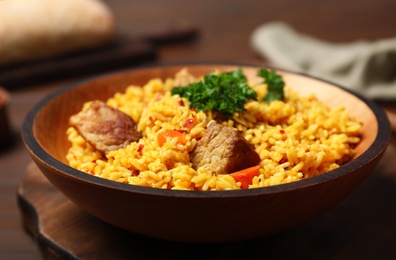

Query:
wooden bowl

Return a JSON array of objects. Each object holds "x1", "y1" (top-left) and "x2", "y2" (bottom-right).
[{"x1": 22, "y1": 63, "x2": 391, "y2": 243}]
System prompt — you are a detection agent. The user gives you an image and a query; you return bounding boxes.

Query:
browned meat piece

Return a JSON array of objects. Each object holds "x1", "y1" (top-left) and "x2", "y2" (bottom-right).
[
  {"x1": 173, "y1": 68, "x2": 198, "y2": 86},
  {"x1": 190, "y1": 122, "x2": 260, "y2": 175},
  {"x1": 70, "y1": 100, "x2": 141, "y2": 153}
]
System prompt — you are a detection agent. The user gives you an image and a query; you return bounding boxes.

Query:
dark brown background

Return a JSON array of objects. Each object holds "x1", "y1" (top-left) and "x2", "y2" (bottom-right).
[{"x1": 2, "y1": 0, "x2": 396, "y2": 259}]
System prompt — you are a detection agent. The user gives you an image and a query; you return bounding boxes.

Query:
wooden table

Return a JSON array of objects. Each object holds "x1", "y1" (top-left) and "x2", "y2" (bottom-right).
[{"x1": 2, "y1": 0, "x2": 396, "y2": 259}]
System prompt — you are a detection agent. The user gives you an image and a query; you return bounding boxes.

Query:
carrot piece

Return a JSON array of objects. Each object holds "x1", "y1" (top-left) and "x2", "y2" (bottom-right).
[
  {"x1": 229, "y1": 165, "x2": 260, "y2": 189},
  {"x1": 157, "y1": 130, "x2": 187, "y2": 147}
]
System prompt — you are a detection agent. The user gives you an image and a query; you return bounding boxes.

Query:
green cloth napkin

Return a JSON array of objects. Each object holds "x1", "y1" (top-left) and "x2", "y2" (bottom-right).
[{"x1": 251, "y1": 21, "x2": 396, "y2": 100}]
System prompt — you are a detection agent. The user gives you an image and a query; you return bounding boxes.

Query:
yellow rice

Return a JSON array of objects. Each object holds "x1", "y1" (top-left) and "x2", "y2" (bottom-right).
[{"x1": 66, "y1": 69, "x2": 362, "y2": 190}]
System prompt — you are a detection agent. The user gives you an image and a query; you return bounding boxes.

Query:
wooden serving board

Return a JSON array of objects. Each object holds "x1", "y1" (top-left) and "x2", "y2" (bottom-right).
[
  {"x1": 1, "y1": 21, "x2": 199, "y2": 89},
  {"x1": 0, "y1": 40, "x2": 156, "y2": 88},
  {"x1": 18, "y1": 160, "x2": 396, "y2": 259}
]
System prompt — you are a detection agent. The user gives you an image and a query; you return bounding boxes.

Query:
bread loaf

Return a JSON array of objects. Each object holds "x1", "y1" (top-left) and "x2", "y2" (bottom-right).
[{"x1": 0, "y1": 0, "x2": 115, "y2": 66}]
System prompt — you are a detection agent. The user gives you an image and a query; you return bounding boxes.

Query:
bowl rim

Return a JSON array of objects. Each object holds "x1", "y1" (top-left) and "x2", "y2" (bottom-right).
[{"x1": 22, "y1": 61, "x2": 392, "y2": 198}]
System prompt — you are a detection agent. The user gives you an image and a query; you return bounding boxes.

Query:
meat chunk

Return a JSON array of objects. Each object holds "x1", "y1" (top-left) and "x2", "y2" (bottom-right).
[
  {"x1": 190, "y1": 122, "x2": 260, "y2": 175},
  {"x1": 173, "y1": 68, "x2": 198, "y2": 86},
  {"x1": 70, "y1": 100, "x2": 141, "y2": 153}
]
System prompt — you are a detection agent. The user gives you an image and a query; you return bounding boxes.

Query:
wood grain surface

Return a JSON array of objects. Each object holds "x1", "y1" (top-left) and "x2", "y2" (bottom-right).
[{"x1": 2, "y1": 0, "x2": 396, "y2": 259}]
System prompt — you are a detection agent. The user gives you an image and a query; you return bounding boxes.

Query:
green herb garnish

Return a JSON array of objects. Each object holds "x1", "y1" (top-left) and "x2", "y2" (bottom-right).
[
  {"x1": 258, "y1": 68, "x2": 285, "y2": 103},
  {"x1": 171, "y1": 68, "x2": 257, "y2": 117}
]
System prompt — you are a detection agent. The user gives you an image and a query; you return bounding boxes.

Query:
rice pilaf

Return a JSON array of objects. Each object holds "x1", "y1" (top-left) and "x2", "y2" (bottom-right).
[{"x1": 66, "y1": 68, "x2": 362, "y2": 190}]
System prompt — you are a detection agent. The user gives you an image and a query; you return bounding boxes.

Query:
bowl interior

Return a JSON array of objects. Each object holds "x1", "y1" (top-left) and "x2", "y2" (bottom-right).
[{"x1": 32, "y1": 64, "x2": 378, "y2": 181}]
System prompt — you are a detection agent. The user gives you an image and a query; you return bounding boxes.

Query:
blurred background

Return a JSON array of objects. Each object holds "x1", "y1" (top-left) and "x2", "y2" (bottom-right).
[
  {"x1": 1, "y1": 0, "x2": 396, "y2": 259},
  {"x1": 106, "y1": 0, "x2": 396, "y2": 62}
]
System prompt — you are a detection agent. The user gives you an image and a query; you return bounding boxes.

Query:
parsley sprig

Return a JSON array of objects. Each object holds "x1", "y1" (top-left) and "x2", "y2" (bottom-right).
[
  {"x1": 170, "y1": 67, "x2": 285, "y2": 116},
  {"x1": 258, "y1": 68, "x2": 285, "y2": 103},
  {"x1": 171, "y1": 68, "x2": 257, "y2": 117}
]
